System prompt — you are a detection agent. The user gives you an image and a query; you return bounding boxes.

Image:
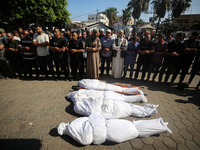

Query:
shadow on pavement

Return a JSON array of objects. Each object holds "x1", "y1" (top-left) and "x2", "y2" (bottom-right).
[
  {"x1": 49, "y1": 128, "x2": 84, "y2": 147},
  {"x1": 99, "y1": 75, "x2": 200, "y2": 108},
  {"x1": 0, "y1": 139, "x2": 41, "y2": 150}
]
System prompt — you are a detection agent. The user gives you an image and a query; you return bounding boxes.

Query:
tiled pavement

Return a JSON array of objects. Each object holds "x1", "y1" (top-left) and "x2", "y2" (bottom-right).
[{"x1": 0, "y1": 71, "x2": 199, "y2": 150}]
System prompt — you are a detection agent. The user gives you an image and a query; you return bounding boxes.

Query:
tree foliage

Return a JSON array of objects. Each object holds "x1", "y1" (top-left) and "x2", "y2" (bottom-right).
[
  {"x1": 171, "y1": 0, "x2": 191, "y2": 19},
  {"x1": 189, "y1": 21, "x2": 200, "y2": 30},
  {"x1": 127, "y1": 0, "x2": 150, "y2": 20},
  {"x1": 103, "y1": 7, "x2": 118, "y2": 26},
  {"x1": 135, "y1": 19, "x2": 145, "y2": 27},
  {"x1": 0, "y1": 0, "x2": 71, "y2": 27},
  {"x1": 122, "y1": 8, "x2": 132, "y2": 25}
]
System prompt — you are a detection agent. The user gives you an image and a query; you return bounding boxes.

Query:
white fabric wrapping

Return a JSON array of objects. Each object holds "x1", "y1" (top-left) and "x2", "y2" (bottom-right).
[
  {"x1": 67, "y1": 89, "x2": 147, "y2": 103},
  {"x1": 88, "y1": 113, "x2": 107, "y2": 144},
  {"x1": 77, "y1": 79, "x2": 141, "y2": 94},
  {"x1": 57, "y1": 113, "x2": 172, "y2": 145},
  {"x1": 73, "y1": 96, "x2": 157, "y2": 119},
  {"x1": 133, "y1": 118, "x2": 172, "y2": 137},
  {"x1": 106, "y1": 119, "x2": 139, "y2": 143},
  {"x1": 66, "y1": 117, "x2": 93, "y2": 145}
]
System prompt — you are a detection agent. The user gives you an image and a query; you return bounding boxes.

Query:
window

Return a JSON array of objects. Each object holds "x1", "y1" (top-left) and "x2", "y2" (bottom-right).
[
  {"x1": 89, "y1": 18, "x2": 90, "y2": 20},
  {"x1": 92, "y1": 17, "x2": 94, "y2": 20}
]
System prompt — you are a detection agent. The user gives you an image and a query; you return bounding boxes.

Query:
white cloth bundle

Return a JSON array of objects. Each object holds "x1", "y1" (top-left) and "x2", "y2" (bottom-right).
[
  {"x1": 77, "y1": 79, "x2": 142, "y2": 94},
  {"x1": 71, "y1": 96, "x2": 157, "y2": 119},
  {"x1": 67, "y1": 89, "x2": 147, "y2": 103},
  {"x1": 57, "y1": 113, "x2": 172, "y2": 145},
  {"x1": 133, "y1": 118, "x2": 172, "y2": 137}
]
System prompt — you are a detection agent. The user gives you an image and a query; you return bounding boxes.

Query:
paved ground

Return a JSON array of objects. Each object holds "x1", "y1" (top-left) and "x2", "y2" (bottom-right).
[{"x1": 0, "y1": 70, "x2": 199, "y2": 150}]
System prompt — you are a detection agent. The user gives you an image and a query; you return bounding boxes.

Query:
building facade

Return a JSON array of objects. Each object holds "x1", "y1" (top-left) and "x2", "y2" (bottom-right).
[
  {"x1": 88, "y1": 13, "x2": 109, "y2": 26},
  {"x1": 174, "y1": 14, "x2": 200, "y2": 30}
]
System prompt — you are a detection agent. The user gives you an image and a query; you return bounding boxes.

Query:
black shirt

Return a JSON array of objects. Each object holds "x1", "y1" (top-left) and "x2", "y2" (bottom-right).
[
  {"x1": 165, "y1": 40, "x2": 185, "y2": 63},
  {"x1": 0, "y1": 36, "x2": 6, "y2": 60},
  {"x1": 5, "y1": 40, "x2": 19, "y2": 61},
  {"x1": 181, "y1": 39, "x2": 200, "y2": 64},
  {"x1": 138, "y1": 39, "x2": 154, "y2": 61},
  {"x1": 50, "y1": 37, "x2": 65, "y2": 59},
  {"x1": 69, "y1": 39, "x2": 83, "y2": 60}
]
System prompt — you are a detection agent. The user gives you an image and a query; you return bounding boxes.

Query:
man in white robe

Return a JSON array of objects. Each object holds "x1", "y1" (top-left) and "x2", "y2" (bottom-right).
[
  {"x1": 58, "y1": 113, "x2": 172, "y2": 145},
  {"x1": 112, "y1": 29, "x2": 128, "y2": 78}
]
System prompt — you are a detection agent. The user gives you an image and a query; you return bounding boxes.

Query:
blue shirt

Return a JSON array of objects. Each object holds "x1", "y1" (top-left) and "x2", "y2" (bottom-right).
[
  {"x1": 100, "y1": 36, "x2": 114, "y2": 57},
  {"x1": 125, "y1": 41, "x2": 139, "y2": 64}
]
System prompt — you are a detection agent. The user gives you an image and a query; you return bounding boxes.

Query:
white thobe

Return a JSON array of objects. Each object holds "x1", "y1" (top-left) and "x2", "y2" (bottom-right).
[{"x1": 112, "y1": 37, "x2": 128, "y2": 78}]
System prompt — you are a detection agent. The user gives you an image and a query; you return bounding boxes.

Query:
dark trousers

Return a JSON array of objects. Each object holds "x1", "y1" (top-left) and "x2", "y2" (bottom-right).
[
  {"x1": 63, "y1": 51, "x2": 71, "y2": 76},
  {"x1": 188, "y1": 61, "x2": 200, "y2": 84},
  {"x1": 70, "y1": 54, "x2": 82, "y2": 78},
  {"x1": 0, "y1": 59, "x2": 16, "y2": 78},
  {"x1": 159, "y1": 61, "x2": 176, "y2": 83},
  {"x1": 81, "y1": 57, "x2": 87, "y2": 74},
  {"x1": 101, "y1": 56, "x2": 112, "y2": 75},
  {"x1": 5, "y1": 52, "x2": 24, "y2": 77},
  {"x1": 37, "y1": 55, "x2": 54, "y2": 76},
  {"x1": 54, "y1": 57, "x2": 68, "y2": 78},
  {"x1": 135, "y1": 58, "x2": 150, "y2": 79},
  {"x1": 171, "y1": 61, "x2": 192, "y2": 84},
  {"x1": 23, "y1": 59, "x2": 39, "y2": 77},
  {"x1": 124, "y1": 63, "x2": 135, "y2": 77},
  {"x1": 147, "y1": 61, "x2": 161, "y2": 80}
]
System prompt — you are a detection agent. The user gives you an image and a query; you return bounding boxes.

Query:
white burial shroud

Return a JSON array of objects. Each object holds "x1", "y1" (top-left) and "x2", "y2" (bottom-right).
[
  {"x1": 57, "y1": 113, "x2": 172, "y2": 145},
  {"x1": 77, "y1": 79, "x2": 143, "y2": 94},
  {"x1": 67, "y1": 89, "x2": 158, "y2": 119},
  {"x1": 67, "y1": 89, "x2": 147, "y2": 103}
]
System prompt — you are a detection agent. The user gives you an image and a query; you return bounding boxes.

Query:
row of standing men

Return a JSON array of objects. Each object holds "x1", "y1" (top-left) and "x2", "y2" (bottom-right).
[{"x1": 0, "y1": 26, "x2": 199, "y2": 89}]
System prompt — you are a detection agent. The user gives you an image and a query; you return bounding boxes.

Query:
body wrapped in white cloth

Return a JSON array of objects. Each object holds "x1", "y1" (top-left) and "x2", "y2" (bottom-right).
[
  {"x1": 58, "y1": 113, "x2": 172, "y2": 145},
  {"x1": 67, "y1": 89, "x2": 147, "y2": 103},
  {"x1": 77, "y1": 79, "x2": 143, "y2": 94},
  {"x1": 67, "y1": 90, "x2": 158, "y2": 119}
]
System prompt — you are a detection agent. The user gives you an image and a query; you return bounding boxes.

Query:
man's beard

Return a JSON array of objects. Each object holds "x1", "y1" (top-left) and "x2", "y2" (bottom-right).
[
  {"x1": 38, "y1": 31, "x2": 41, "y2": 34},
  {"x1": 93, "y1": 35, "x2": 98, "y2": 38}
]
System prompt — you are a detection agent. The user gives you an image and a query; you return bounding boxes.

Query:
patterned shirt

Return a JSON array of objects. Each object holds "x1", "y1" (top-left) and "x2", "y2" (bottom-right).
[
  {"x1": 152, "y1": 41, "x2": 168, "y2": 63},
  {"x1": 100, "y1": 36, "x2": 114, "y2": 57}
]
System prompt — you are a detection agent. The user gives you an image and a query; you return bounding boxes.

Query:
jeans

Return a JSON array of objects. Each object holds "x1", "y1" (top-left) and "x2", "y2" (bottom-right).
[
  {"x1": 101, "y1": 56, "x2": 112, "y2": 75},
  {"x1": 124, "y1": 63, "x2": 135, "y2": 78},
  {"x1": 147, "y1": 61, "x2": 162, "y2": 80},
  {"x1": 158, "y1": 61, "x2": 176, "y2": 83}
]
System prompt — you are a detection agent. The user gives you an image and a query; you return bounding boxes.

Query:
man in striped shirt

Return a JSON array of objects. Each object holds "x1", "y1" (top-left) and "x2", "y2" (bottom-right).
[{"x1": 19, "y1": 30, "x2": 39, "y2": 79}]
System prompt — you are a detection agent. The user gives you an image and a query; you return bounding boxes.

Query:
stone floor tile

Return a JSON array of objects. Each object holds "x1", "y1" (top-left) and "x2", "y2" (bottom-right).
[
  {"x1": 185, "y1": 140, "x2": 200, "y2": 150},
  {"x1": 177, "y1": 144, "x2": 189, "y2": 150},
  {"x1": 162, "y1": 137, "x2": 177, "y2": 149},
  {"x1": 141, "y1": 137, "x2": 154, "y2": 145},
  {"x1": 130, "y1": 138, "x2": 144, "y2": 149},
  {"x1": 152, "y1": 140, "x2": 168, "y2": 150},
  {"x1": 118, "y1": 141, "x2": 133, "y2": 150},
  {"x1": 171, "y1": 132, "x2": 185, "y2": 144},
  {"x1": 47, "y1": 139, "x2": 61, "y2": 150},
  {"x1": 22, "y1": 127, "x2": 36, "y2": 138},
  {"x1": 179, "y1": 130, "x2": 193, "y2": 140}
]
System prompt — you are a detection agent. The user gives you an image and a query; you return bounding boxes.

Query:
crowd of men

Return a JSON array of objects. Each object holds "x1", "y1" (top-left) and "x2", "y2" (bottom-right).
[{"x1": 0, "y1": 25, "x2": 199, "y2": 90}]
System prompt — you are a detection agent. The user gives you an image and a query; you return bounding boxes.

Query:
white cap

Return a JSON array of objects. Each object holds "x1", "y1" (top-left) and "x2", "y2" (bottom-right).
[
  {"x1": 100, "y1": 29, "x2": 104, "y2": 32},
  {"x1": 106, "y1": 29, "x2": 111, "y2": 33}
]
